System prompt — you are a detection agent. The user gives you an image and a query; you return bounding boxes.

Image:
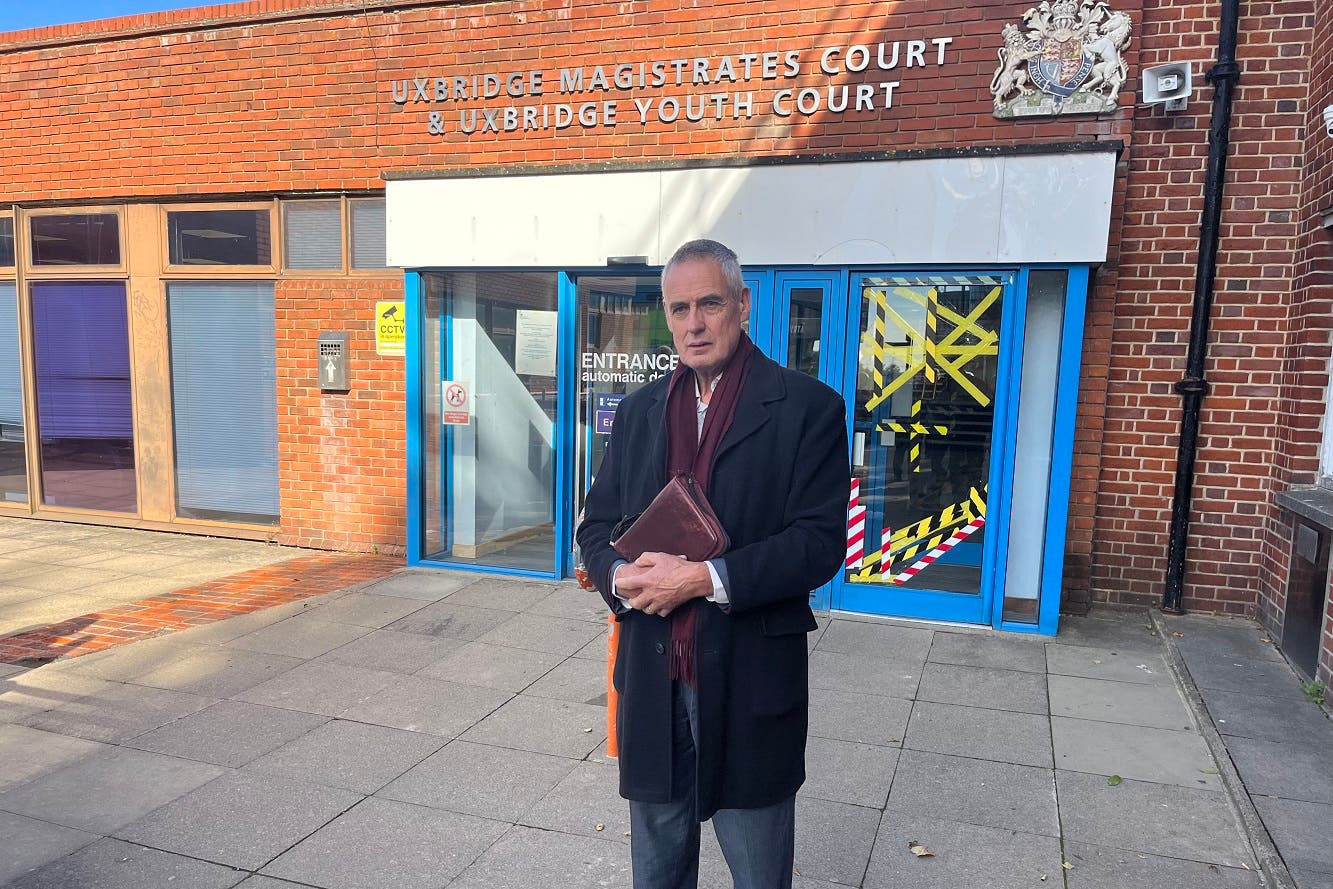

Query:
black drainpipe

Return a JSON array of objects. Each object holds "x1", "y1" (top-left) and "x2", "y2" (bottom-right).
[{"x1": 1162, "y1": 0, "x2": 1243, "y2": 614}]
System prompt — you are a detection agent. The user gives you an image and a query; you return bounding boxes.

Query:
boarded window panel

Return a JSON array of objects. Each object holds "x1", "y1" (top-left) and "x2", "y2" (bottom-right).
[
  {"x1": 283, "y1": 201, "x2": 343, "y2": 270},
  {"x1": 167, "y1": 282, "x2": 279, "y2": 523},
  {"x1": 351, "y1": 199, "x2": 387, "y2": 269}
]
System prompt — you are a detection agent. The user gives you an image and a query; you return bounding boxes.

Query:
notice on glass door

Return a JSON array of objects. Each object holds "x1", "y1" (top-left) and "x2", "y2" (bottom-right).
[{"x1": 515, "y1": 310, "x2": 558, "y2": 377}]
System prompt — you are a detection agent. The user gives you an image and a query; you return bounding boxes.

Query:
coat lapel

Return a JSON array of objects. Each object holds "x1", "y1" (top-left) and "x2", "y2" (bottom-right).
[
  {"x1": 645, "y1": 381, "x2": 669, "y2": 486},
  {"x1": 715, "y1": 354, "x2": 785, "y2": 463}
]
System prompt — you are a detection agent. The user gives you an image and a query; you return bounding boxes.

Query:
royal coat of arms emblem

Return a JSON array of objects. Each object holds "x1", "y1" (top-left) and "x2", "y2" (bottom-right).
[{"x1": 990, "y1": 0, "x2": 1132, "y2": 118}]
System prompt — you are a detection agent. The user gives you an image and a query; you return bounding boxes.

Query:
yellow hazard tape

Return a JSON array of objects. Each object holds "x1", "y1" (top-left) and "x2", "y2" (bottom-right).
[{"x1": 850, "y1": 486, "x2": 989, "y2": 582}]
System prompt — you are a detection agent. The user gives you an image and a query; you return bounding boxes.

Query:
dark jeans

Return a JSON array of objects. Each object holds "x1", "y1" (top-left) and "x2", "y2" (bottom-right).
[{"x1": 628, "y1": 681, "x2": 796, "y2": 889}]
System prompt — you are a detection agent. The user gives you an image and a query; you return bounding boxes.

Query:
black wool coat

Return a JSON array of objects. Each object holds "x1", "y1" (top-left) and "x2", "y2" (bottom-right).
[{"x1": 577, "y1": 351, "x2": 849, "y2": 820}]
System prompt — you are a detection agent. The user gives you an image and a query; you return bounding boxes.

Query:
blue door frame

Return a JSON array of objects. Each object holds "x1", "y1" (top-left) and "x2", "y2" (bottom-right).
[{"x1": 405, "y1": 264, "x2": 1089, "y2": 634}]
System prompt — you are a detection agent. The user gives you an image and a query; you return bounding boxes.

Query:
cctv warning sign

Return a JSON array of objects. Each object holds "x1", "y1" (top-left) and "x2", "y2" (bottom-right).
[{"x1": 376, "y1": 302, "x2": 406, "y2": 356}]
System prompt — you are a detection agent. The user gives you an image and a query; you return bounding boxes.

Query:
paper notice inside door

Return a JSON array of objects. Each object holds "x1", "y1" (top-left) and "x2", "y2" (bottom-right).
[{"x1": 515, "y1": 309, "x2": 558, "y2": 377}]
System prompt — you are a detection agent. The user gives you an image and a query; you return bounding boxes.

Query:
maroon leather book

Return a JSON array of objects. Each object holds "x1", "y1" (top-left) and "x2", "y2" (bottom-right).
[{"x1": 610, "y1": 474, "x2": 730, "y2": 563}]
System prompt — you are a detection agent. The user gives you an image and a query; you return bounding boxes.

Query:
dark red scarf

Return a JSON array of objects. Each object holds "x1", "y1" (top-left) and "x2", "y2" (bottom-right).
[{"x1": 662, "y1": 332, "x2": 756, "y2": 685}]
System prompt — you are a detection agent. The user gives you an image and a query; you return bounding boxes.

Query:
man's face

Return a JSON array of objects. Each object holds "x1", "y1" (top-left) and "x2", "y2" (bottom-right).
[{"x1": 662, "y1": 258, "x2": 750, "y2": 381}]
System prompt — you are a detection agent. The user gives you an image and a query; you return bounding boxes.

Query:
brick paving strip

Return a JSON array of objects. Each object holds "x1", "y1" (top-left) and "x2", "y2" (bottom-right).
[{"x1": 0, "y1": 552, "x2": 401, "y2": 666}]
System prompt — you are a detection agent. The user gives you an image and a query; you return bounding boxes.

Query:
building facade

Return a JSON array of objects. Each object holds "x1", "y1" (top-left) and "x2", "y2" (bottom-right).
[{"x1": 0, "y1": 0, "x2": 1328, "y2": 679}]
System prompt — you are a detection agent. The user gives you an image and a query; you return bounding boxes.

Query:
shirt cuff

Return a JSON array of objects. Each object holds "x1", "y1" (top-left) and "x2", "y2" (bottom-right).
[
  {"x1": 609, "y1": 560, "x2": 632, "y2": 613},
  {"x1": 705, "y1": 559, "x2": 729, "y2": 605}
]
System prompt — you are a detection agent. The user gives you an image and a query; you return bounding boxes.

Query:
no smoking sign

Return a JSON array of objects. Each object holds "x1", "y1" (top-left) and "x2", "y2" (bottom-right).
[{"x1": 441, "y1": 381, "x2": 471, "y2": 425}]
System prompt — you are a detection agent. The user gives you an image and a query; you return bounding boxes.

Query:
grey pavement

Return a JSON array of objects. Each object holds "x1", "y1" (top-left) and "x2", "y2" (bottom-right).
[
  {"x1": 0, "y1": 516, "x2": 303, "y2": 639},
  {"x1": 0, "y1": 522, "x2": 1314, "y2": 887},
  {"x1": 1163, "y1": 612, "x2": 1333, "y2": 889}
]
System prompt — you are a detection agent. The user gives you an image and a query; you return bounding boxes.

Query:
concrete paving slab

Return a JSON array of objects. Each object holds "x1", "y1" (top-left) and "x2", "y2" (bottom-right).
[
  {"x1": 1045, "y1": 642, "x2": 1173, "y2": 685},
  {"x1": 1251, "y1": 796, "x2": 1333, "y2": 876},
  {"x1": 0, "y1": 669, "x2": 118, "y2": 724},
  {"x1": 1226, "y1": 735, "x2": 1333, "y2": 805},
  {"x1": 162, "y1": 601, "x2": 314, "y2": 645},
  {"x1": 114, "y1": 771, "x2": 360, "y2": 870},
  {"x1": 340, "y1": 675, "x2": 511, "y2": 737},
  {"x1": 1167, "y1": 616, "x2": 1286, "y2": 662},
  {"x1": 1054, "y1": 612, "x2": 1164, "y2": 655},
  {"x1": 475, "y1": 612, "x2": 608, "y2": 657},
  {"x1": 20, "y1": 681, "x2": 215, "y2": 744},
  {"x1": 361, "y1": 569, "x2": 477, "y2": 602},
  {"x1": 529, "y1": 583, "x2": 614, "y2": 623},
  {"x1": 1179, "y1": 649, "x2": 1310, "y2": 701},
  {"x1": 447, "y1": 824, "x2": 631, "y2": 889},
  {"x1": 384, "y1": 601, "x2": 516, "y2": 640},
  {"x1": 129, "y1": 648, "x2": 305, "y2": 698},
  {"x1": 522, "y1": 653, "x2": 607, "y2": 704},
  {"x1": 125, "y1": 699, "x2": 329, "y2": 768},
  {"x1": 1051, "y1": 717, "x2": 1221, "y2": 790},
  {"x1": 928, "y1": 631, "x2": 1048, "y2": 674},
  {"x1": 0, "y1": 662, "x2": 26, "y2": 679},
  {"x1": 416, "y1": 641, "x2": 562, "y2": 692},
  {"x1": 245, "y1": 719, "x2": 446, "y2": 794},
  {"x1": 904, "y1": 700, "x2": 1052, "y2": 768},
  {"x1": 232, "y1": 660, "x2": 400, "y2": 717},
  {"x1": 792, "y1": 796, "x2": 881, "y2": 885},
  {"x1": 0, "y1": 745, "x2": 226, "y2": 834},
  {"x1": 379, "y1": 738, "x2": 577, "y2": 821},
  {"x1": 299, "y1": 591, "x2": 427, "y2": 629},
  {"x1": 572, "y1": 631, "x2": 610, "y2": 663},
  {"x1": 5, "y1": 565, "x2": 125, "y2": 594},
  {"x1": 0, "y1": 811, "x2": 99, "y2": 886},
  {"x1": 0, "y1": 724, "x2": 109, "y2": 791},
  {"x1": 226, "y1": 615, "x2": 373, "y2": 660},
  {"x1": 803, "y1": 735, "x2": 899, "y2": 808},
  {"x1": 262, "y1": 796, "x2": 509, "y2": 889},
  {"x1": 81, "y1": 552, "x2": 196, "y2": 574},
  {"x1": 1290, "y1": 868, "x2": 1333, "y2": 889},
  {"x1": 1049, "y1": 674, "x2": 1193, "y2": 730},
  {"x1": 1062, "y1": 841, "x2": 1263, "y2": 888},
  {"x1": 808, "y1": 686, "x2": 911, "y2": 746},
  {"x1": 234, "y1": 878, "x2": 309, "y2": 888},
  {"x1": 443, "y1": 577, "x2": 559, "y2": 612},
  {"x1": 1056, "y1": 770, "x2": 1252, "y2": 867},
  {"x1": 814, "y1": 619, "x2": 934, "y2": 661},
  {"x1": 315, "y1": 628, "x2": 466, "y2": 675},
  {"x1": 460, "y1": 694, "x2": 607, "y2": 758},
  {"x1": 0, "y1": 586, "x2": 52, "y2": 608},
  {"x1": 519, "y1": 759, "x2": 629, "y2": 841},
  {"x1": 887, "y1": 749, "x2": 1059, "y2": 837},
  {"x1": 53, "y1": 636, "x2": 216, "y2": 683},
  {"x1": 2, "y1": 837, "x2": 247, "y2": 889},
  {"x1": 865, "y1": 813, "x2": 1065, "y2": 889},
  {"x1": 1203, "y1": 688, "x2": 1333, "y2": 744},
  {"x1": 808, "y1": 648, "x2": 923, "y2": 700},
  {"x1": 915, "y1": 661, "x2": 1049, "y2": 714}
]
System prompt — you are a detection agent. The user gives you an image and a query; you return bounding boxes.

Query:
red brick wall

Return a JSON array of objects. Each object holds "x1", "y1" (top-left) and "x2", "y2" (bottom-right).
[
  {"x1": 4, "y1": 0, "x2": 1327, "y2": 629},
  {"x1": 1090, "y1": 0, "x2": 1312, "y2": 613},
  {"x1": 276, "y1": 277, "x2": 407, "y2": 554},
  {"x1": 1260, "y1": 0, "x2": 1333, "y2": 684}
]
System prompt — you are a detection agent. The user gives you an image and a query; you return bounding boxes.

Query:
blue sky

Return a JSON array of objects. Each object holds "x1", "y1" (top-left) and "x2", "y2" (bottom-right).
[{"x1": 0, "y1": 1, "x2": 207, "y2": 32}]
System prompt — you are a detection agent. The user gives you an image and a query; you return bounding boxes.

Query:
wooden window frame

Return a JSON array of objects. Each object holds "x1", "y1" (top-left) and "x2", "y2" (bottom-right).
[
  {"x1": 348, "y1": 196, "x2": 393, "y2": 277},
  {"x1": 277, "y1": 194, "x2": 395, "y2": 279},
  {"x1": 160, "y1": 200, "x2": 280, "y2": 277},
  {"x1": 23, "y1": 206, "x2": 128, "y2": 279}
]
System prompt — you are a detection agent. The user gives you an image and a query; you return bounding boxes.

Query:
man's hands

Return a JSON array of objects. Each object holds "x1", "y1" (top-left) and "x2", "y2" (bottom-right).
[{"x1": 615, "y1": 553, "x2": 713, "y2": 618}]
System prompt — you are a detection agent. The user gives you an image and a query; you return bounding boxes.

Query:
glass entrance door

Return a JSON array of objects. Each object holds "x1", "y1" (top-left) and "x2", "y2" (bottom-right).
[
  {"x1": 572, "y1": 274, "x2": 670, "y2": 521},
  {"x1": 834, "y1": 273, "x2": 1011, "y2": 623},
  {"x1": 417, "y1": 272, "x2": 564, "y2": 575}
]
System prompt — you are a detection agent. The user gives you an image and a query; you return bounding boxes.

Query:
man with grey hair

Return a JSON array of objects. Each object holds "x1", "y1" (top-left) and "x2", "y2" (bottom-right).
[{"x1": 578, "y1": 238, "x2": 849, "y2": 889}]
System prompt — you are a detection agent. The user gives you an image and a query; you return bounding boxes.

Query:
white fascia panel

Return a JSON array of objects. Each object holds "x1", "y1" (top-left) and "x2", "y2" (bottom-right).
[
  {"x1": 387, "y1": 150, "x2": 1116, "y2": 268},
  {"x1": 387, "y1": 171, "x2": 662, "y2": 267}
]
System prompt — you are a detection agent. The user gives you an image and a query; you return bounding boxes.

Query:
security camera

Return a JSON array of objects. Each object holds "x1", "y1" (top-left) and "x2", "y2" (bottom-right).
[{"x1": 1324, "y1": 104, "x2": 1333, "y2": 138}]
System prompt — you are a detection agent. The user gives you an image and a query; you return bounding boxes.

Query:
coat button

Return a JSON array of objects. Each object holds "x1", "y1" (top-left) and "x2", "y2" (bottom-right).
[{"x1": 654, "y1": 642, "x2": 666, "y2": 655}]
